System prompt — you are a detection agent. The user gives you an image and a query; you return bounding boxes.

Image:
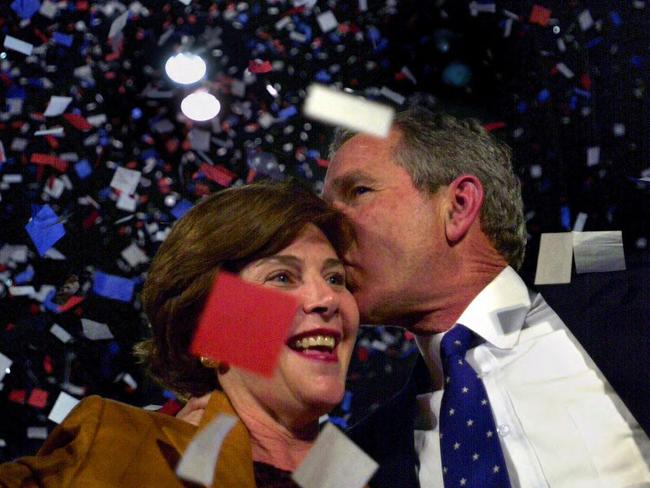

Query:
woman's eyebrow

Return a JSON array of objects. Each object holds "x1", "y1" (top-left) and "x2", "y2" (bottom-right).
[
  {"x1": 254, "y1": 255, "x2": 302, "y2": 267},
  {"x1": 322, "y1": 258, "x2": 344, "y2": 270}
]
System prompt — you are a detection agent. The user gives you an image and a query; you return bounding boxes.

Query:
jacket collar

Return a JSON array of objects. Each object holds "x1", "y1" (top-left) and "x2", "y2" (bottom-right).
[{"x1": 158, "y1": 390, "x2": 256, "y2": 487}]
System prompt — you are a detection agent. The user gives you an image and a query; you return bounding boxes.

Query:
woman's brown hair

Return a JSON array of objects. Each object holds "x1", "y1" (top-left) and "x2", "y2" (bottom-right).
[{"x1": 135, "y1": 179, "x2": 350, "y2": 399}]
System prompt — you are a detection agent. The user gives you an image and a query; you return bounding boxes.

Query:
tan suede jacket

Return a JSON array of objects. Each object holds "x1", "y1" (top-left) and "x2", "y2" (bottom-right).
[{"x1": 0, "y1": 391, "x2": 257, "y2": 487}]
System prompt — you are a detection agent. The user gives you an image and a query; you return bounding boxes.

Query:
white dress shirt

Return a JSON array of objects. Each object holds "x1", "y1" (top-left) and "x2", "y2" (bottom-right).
[{"x1": 414, "y1": 266, "x2": 650, "y2": 488}]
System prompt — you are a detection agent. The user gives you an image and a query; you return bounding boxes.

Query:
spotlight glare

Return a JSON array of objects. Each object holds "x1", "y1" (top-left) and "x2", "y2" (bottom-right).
[
  {"x1": 181, "y1": 91, "x2": 221, "y2": 121},
  {"x1": 165, "y1": 53, "x2": 207, "y2": 85}
]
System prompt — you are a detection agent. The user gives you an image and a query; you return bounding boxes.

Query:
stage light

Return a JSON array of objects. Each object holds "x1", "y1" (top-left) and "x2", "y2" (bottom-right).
[
  {"x1": 181, "y1": 91, "x2": 221, "y2": 121},
  {"x1": 165, "y1": 53, "x2": 206, "y2": 85}
]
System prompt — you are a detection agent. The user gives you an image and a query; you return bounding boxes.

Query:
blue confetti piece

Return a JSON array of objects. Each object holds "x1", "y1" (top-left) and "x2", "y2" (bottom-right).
[
  {"x1": 43, "y1": 289, "x2": 59, "y2": 313},
  {"x1": 53, "y1": 32, "x2": 73, "y2": 47},
  {"x1": 341, "y1": 390, "x2": 352, "y2": 412},
  {"x1": 315, "y1": 69, "x2": 332, "y2": 83},
  {"x1": 131, "y1": 107, "x2": 143, "y2": 120},
  {"x1": 277, "y1": 105, "x2": 298, "y2": 121},
  {"x1": 11, "y1": 0, "x2": 41, "y2": 19},
  {"x1": 574, "y1": 88, "x2": 591, "y2": 99},
  {"x1": 25, "y1": 205, "x2": 66, "y2": 257},
  {"x1": 586, "y1": 37, "x2": 603, "y2": 49},
  {"x1": 537, "y1": 89, "x2": 551, "y2": 103},
  {"x1": 569, "y1": 95, "x2": 578, "y2": 110},
  {"x1": 516, "y1": 101, "x2": 528, "y2": 114},
  {"x1": 631, "y1": 55, "x2": 644, "y2": 69},
  {"x1": 108, "y1": 341, "x2": 120, "y2": 355},
  {"x1": 93, "y1": 271, "x2": 135, "y2": 303},
  {"x1": 74, "y1": 159, "x2": 92, "y2": 180},
  {"x1": 14, "y1": 265, "x2": 35, "y2": 285},
  {"x1": 6, "y1": 86, "x2": 26, "y2": 100},
  {"x1": 560, "y1": 206, "x2": 571, "y2": 230},
  {"x1": 171, "y1": 199, "x2": 193, "y2": 220},
  {"x1": 609, "y1": 11, "x2": 622, "y2": 27},
  {"x1": 328, "y1": 416, "x2": 348, "y2": 429}
]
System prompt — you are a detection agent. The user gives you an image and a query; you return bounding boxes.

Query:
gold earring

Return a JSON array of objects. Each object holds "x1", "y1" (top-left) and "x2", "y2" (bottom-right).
[{"x1": 200, "y1": 356, "x2": 218, "y2": 369}]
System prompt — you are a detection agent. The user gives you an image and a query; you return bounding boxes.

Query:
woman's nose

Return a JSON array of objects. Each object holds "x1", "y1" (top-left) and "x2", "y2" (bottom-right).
[{"x1": 302, "y1": 278, "x2": 339, "y2": 318}]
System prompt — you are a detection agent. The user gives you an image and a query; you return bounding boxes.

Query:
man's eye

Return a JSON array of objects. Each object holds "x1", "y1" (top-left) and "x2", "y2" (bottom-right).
[{"x1": 351, "y1": 186, "x2": 371, "y2": 197}]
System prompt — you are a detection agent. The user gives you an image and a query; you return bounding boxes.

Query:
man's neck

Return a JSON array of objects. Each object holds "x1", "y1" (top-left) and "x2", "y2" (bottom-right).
[{"x1": 407, "y1": 260, "x2": 507, "y2": 336}]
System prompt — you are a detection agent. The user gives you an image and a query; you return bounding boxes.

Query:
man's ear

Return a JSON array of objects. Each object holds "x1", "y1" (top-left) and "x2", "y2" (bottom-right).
[{"x1": 444, "y1": 174, "x2": 484, "y2": 243}]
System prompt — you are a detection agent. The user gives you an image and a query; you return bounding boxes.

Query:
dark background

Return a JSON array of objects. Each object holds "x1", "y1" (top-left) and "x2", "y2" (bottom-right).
[{"x1": 1, "y1": 0, "x2": 649, "y2": 461}]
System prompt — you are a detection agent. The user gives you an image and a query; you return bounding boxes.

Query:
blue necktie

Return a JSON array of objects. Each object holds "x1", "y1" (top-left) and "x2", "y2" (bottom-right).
[{"x1": 439, "y1": 324, "x2": 511, "y2": 488}]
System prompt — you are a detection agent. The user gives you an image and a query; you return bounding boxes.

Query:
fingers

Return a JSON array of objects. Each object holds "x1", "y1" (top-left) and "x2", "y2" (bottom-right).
[{"x1": 176, "y1": 392, "x2": 211, "y2": 426}]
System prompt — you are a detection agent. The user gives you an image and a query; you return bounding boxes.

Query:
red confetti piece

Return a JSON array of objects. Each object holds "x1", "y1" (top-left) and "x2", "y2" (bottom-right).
[
  {"x1": 30, "y1": 153, "x2": 68, "y2": 172},
  {"x1": 248, "y1": 59, "x2": 273, "y2": 74},
  {"x1": 43, "y1": 355, "x2": 54, "y2": 375},
  {"x1": 316, "y1": 158, "x2": 329, "y2": 168},
  {"x1": 63, "y1": 113, "x2": 93, "y2": 132},
  {"x1": 28, "y1": 388, "x2": 49, "y2": 409},
  {"x1": 9, "y1": 390, "x2": 26, "y2": 404},
  {"x1": 483, "y1": 121, "x2": 507, "y2": 132},
  {"x1": 58, "y1": 295, "x2": 85, "y2": 313},
  {"x1": 200, "y1": 163, "x2": 236, "y2": 187},
  {"x1": 190, "y1": 272, "x2": 298, "y2": 377},
  {"x1": 529, "y1": 5, "x2": 552, "y2": 27}
]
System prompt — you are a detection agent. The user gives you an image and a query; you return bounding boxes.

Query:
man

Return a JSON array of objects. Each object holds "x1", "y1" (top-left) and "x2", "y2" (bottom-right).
[{"x1": 321, "y1": 107, "x2": 650, "y2": 488}]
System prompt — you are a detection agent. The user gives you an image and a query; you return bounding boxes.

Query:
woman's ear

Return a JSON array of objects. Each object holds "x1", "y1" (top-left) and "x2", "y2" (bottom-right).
[
  {"x1": 217, "y1": 362, "x2": 230, "y2": 375},
  {"x1": 444, "y1": 174, "x2": 484, "y2": 243}
]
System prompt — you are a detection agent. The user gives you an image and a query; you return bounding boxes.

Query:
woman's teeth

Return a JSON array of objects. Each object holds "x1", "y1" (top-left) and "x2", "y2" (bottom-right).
[{"x1": 293, "y1": 335, "x2": 336, "y2": 351}]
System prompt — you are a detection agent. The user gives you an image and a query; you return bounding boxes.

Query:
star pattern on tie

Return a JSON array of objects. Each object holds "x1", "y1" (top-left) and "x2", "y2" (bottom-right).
[{"x1": 439, "y1": 324, "x2": 511, "y2": 488}]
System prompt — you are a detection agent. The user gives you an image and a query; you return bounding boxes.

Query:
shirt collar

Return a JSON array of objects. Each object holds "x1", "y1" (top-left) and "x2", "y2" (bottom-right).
[
  {"x1": 416, "y1": 266, "x2": 531, "y2": 369},
  {"x1": 455, "y1": 266, "x2": 531, "y2": 349}
]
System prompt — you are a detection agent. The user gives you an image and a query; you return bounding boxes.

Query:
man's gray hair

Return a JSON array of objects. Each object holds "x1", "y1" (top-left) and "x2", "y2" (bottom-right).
[{"x1": 329, "y1": 107, "x2": 527, "y2": 270}]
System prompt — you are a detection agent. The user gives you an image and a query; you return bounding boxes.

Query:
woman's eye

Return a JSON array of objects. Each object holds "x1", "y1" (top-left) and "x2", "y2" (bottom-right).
[
  {"x1": 268, "y1": 272, "x2": 293, "y2": 284},
  {"x1": 327, "y1": 272, "x2": 346, "y2": 286}
]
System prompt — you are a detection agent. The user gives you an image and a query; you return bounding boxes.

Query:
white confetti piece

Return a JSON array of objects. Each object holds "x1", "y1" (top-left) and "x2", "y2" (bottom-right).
[
  {"x1": 292, "y1": 423, "x2": 378, "y2": 488},
  {"x1": 50, "y1": 324, "x2": 73, "y2": 343},
  {"x1": 3, "y1": 35, "x2": 34, "y2": 56},
  {"x1": 176, "y1": 414, "x2": 238, "y2": 486},
  {"x1": 573, "y1": 231, "x2": 626, "y2": 274},
  {"x1": 44, "y1": 96, "x2": 72, "y2": 117},
  {"x1": 108, "y1": 10, "x2": 129, "y2": 39},
  {"x1": 303, "y1": 84, "x2": 394, "y2": 138},
  {"x1": 0, "y1": 352, "x2": 12, "y2": 382},
  {"x1": 316, "y1": 11, "x2": 338, "y2": 33},
  {"x1": 48, "y1": 392, "x2": 80, "y2": 424},
  {"x1": 110, "y1": 167, "x2": 141, "y2": 195},
  {"x1": 534, "y1": 233, "x2": 573, "y2": 285},
  {"x1": 81, "y1": 318, "x2": 114, "y2": 340}
]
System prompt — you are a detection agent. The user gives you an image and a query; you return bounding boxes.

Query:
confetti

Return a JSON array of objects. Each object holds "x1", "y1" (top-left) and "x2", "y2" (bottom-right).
[
  {"x1": 190, "y1": 272, "x2": 298, "y2": 377},
  {"x1": 292, "y1": 423, "x2": 378, "y2": 488},
  {"x1": 303, "y1": 84, "x2": 394, "y2": 138}
]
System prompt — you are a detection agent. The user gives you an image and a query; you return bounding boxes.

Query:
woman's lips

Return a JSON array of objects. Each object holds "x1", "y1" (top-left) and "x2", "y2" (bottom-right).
[{"x1": 286, "y1": 328, "x2": 341, "y2": 363}]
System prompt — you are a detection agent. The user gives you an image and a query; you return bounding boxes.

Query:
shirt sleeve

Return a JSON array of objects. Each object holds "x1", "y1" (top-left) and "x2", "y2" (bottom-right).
[{"x1": 0, "y1": 396, "x2": 104, "y2": 488}]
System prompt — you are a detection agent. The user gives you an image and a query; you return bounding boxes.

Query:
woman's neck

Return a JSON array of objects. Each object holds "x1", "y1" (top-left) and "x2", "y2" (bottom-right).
[
  {"x1": 219, "y1": 379, "x2": 320, "y2": 472},
  {"x1": 237, "y1": 406, "x2": 318, "y2": 471}
]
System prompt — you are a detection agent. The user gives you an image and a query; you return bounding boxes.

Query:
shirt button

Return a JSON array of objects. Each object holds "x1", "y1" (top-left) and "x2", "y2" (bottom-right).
[{"x1": 497, "y1": 424, "x2": 510, "y2": 437}]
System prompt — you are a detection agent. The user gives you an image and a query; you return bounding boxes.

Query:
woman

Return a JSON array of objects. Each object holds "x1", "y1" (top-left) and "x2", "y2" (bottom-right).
[{"x1": 0, "y1": 180, "x2": 359, "y2": 487}]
